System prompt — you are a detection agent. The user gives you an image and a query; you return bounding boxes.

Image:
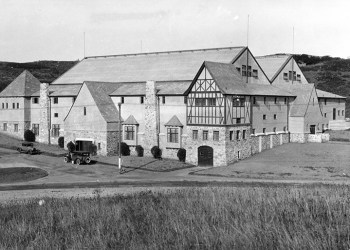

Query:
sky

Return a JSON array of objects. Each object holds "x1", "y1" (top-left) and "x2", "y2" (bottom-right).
[{"x1": 0, "y1": 0, "x2": 349, "y2": 62}]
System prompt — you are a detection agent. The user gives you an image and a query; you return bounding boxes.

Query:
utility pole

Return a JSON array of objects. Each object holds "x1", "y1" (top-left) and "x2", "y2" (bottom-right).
[{"x1": 118, "y1": 102, "x2": 122, "y2": 173}]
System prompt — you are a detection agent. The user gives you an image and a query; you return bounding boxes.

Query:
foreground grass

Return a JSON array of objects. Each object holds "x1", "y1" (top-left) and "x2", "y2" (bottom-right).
[{"x1": 1, "y1": 186, "x2": 350, "y2": 249}]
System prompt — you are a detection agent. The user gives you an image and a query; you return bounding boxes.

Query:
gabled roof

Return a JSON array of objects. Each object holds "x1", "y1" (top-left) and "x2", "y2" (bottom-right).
[
  {"x1": 316, "y1": 89, "x2": 346, "y2": 99},
  {"x1": 256, "y1": 54, "x2": 292, "y2": 82},
  {"x1": 52, "y1": 47, "x2": 246, "y2": 85},
  {"x1": 109, "y1": 81, "x2": 191, "y2": 96},
  {"x1": 164, "y1": 115, "x2": 183, "y2": 127},
  {"x1": 0, "y1": 70, "x2": 41, "y2": 97},
  {"x1": 122, "y1": 115, "x2": 139, "y2": 125},
  {"x1": 276, "y1": 83, "x2": 315, "y2": 116},
  {"x1": 31, "y1": 84, "x2": 81, "y2": 97},
  {"x1": 197, "y1": 61, "x2": 295, "y2": 97},
  {"x1": 84, "y1": 82, "x2": 121, "y2": 123}
]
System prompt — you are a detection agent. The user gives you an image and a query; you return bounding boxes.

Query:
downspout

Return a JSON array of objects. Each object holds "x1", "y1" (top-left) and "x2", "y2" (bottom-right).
[{"x1": 157, "y1": 93, "x2": 160, "y2": 147}]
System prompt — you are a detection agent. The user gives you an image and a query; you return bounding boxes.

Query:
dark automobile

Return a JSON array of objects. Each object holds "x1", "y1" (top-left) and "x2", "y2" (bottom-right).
[
  {"x1": 17, "y1": 142, "x2": 40, "y2": 155},
  {"x1": 64, "y1": 151, "x2": 91, "y2": 165}
]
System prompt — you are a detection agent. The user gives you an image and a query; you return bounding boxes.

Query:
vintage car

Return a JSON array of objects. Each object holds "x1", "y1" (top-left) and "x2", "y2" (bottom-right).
[
  {"x1": 17, "y1": 142, "x2": 41, "y2": 155},
  {"x1": 64, "y1": 151, "x2": 91, "y2": 165}
]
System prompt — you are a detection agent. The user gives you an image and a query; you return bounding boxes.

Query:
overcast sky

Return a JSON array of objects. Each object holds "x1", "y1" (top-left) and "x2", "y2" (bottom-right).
[{"x1": 1, "y1": 0, "x2": 349, "y2": 62}]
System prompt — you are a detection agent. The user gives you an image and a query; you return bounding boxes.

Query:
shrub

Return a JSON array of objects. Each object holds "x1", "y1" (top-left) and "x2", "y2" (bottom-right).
[
  {"x1": 135, "y1": 145, "x2": 144, "y2": 157},
  {"x1": 24, "y1": 130, "x2": 35, "y2": 142},
  {"x1": 89, "y1": 144, "x2": 97, "y2": 156},
  {"x1": 120, "y1": 142, "x2": 130, "y2": 156},
  {"x1": 58, "y1": 137, "x2": 64, "y2": 148},
  {"x1": 67, "y1": 141, "x2": 76, "y2": 153},
  {"x1": 151, "y1": 146, "x2": 162, "y2": 159},
  {"x1": 177, "y1": 148, "x2": 186, "y2": 162}
]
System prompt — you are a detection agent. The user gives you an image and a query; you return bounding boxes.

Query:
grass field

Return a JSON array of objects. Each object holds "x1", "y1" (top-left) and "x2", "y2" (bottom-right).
[
  {"x1": 1, "y1": 186, "x2": 350, "y2": 249},
  {"x1": 0, "y1": 167, "x2": 48, "y2": 184}
]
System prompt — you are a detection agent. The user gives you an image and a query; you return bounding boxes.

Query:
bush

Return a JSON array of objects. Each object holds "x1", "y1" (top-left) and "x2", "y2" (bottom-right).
[
  {"x1": 58, "y1": 137, "x2": 64, "y2": 148},
  {"x1": 67, "y1": 141, "x2": 76, "y2": 153},
  {"x1": 151, "y1": 146, "x2": 162, "y2": 159},
  {"x1": 24, "y1": 130, "x2": 35, "y2": 142},
  {"x1": 89, "y1": 144, "x2": 97, "y2": 156},
  {"x1": 135, "y1": 145, "x2": 144, "y2": 157},
  {"x1": 120, "y1": 142, "x2": 130, "y2": 156},
  {"x1": 177, "y1": 148, "x2": 186, "y2": 162}
]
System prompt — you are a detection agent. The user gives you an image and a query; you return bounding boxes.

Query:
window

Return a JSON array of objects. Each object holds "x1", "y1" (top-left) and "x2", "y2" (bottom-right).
[
  {"x1": 324, "y1": 99, "x2": 327, "y2": 105},
  {"x1": 184, "y1": 96, "x2": 187, "y2": 104},
  {"x1": 247, "y1": 66, "x2": 252, "y2": 77},
  {"x1": 6, "y1": 103, "x2": 8, "y2": 109},
  {"x1": 3, "y1": 123, "x2": 7, "y2": 131},
  {"x1": 253, "y1": 97, "x2": 256, "y2": 104},
  {"x1": 53, "y1": 97, "x2": 58, "y2": 104},
  {"x1": 252, "y1": 128, "x2": 255, "y2": 134},
  {"x1": 84, "y1": 107, "x2": 86, "y2": 116},
  {"x1": 263, "y1": 128, "x2": 266, "y2": 133},
  {"x1": 273, "y1": 127, "x2": 276, "y2": 133},
  {"x1": 162, "y1": 96, "x2": 166, "y2": 104},
  {"x1": 12, "y1": 103, "x2": 15, "y2": 109},
  {"x1": 17, "y1": 103, "x2": 19, "y2": 109},
  {"x1": 252, "y1": 69, "x2": 258, "y2": 78},
  {"x1": 236, "y1": 130, "x2": 240, "y2": 140},
  {"x1": 243, "y1": 130, "x2": 246, "y2": 139},
  {"x1": 338, "y1": 110, "x2": 340, "y2": 116},
  {"x1": 274, "y1": 114, "x2": 277, "y2": 120},
  {"x1": 121, "y1": 97, "x2": 124, "y2": 104},
  {"x1": 284, "y1": 98, "x2": 287, "y2": 104},
  {"x1": 1, "y1": 103, "x2": 3, "y2": 109},
  {"x1": 236, "y1": 118, "x2": 241, "y2": 124},
  {"x1": 14, "y1": 124, "x2": 18, "y2": 132},
  {"x1": 263, "y1": 114, "x2": 266, "y2": 120},
  {"x1": 283, "y1": 72, "x2": 288, "y2": 80},
  {"x1": 125, "y1": 126, "x2": 135, "y2": 140},
  {"x1": 238, "y1": 151, "x2": 241, "y2": 159},
  {"x1": 233, "y1": 97, "x2": 245, "y2": 107},
  {"x1": 274, "y1": 97, "x2": 277, "y2": 104},
  {"x1": 230, "y1": 131, "x2": 233, "y2": 140},
  {"x1": 203, "y1": 130, "x2": 208, "y2": 140},
  {"x1": 140, "y1": 97, "x2": 144, "y2": 104},
  {"x1": 32, "y1": 124, "x2": 39, "y2": 136},
  {"x1": 195, "y1": 98, "x2": 206, "y2": 106},
  {"x1": 54, "y1": 113, "x2": 58, "y2": 118},
  {"x1": 293, "y1": 72, "x2": 296, "y2": 81},
  {"x1": 297, "y1": 74, "x2": 301, "y2": 81},
  {"x1": 213, "y1": 131, "x2": 219, "y2": 141},
  {"x1": 207, "y1": 98, "x2": 216, "y2": 106},
  {"x1": 236, "y1": 67, "x2": 241, "y2": 74},
  {"x1": 98, "y1": 143, "x2": 101, "y2": 150},
  {"x1": 32, "y1": 97, "x2": 39, "y2": 104},
  {"x1": 324, "y1": 113, "x2": 327, "y2": 118},
  {"x1": 264, "y1": 97, "x2": 266, "y2": 104},
  {"x1": 342, "y1": 110, "x2": 345, "y2": 116},
  {"x1": 167, "y1": 128, "x2": 178, "y2": 143},
  {"x1": 52, "y1": 124, "x2": 60, "y2": 137},
  {"x1": 192, "y1": 130, "x2": 198, "y2": 140},
  {"x1": 242, "y1": 65, "x2": 247, "y2": 76}
]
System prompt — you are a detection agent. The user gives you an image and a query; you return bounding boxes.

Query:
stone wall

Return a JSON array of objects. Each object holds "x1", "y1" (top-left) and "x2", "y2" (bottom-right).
[
  {"x1": 250, "y1": 132, "x2": 290, "y2": 155},
  {"x1": 106, "y1": 131, "x2": 119, "y2": 156},
  {"x1": 225, "y1": 125, "x2": 252, "y2": 164},
  {"x1": 290, "y1": 133, "x2": 308, "y2": 143},
  {"x1": 307, "y1": 133, "x2": 330, "y2": 143},
  {"x1": 251, "y1": 135, "x2": 259, "y2": 155}
]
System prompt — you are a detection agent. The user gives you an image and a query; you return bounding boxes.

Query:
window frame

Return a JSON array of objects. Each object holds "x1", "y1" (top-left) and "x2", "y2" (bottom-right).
[
  {"x1": 32, "y1": 97, "x2": 39, "y2": 104},
  {"x1": 53, "y1": 97, "x2": 58, "y2": 104},
  {"x1": 32, "y1": 124, "x2": 39, "y2": 136},
  {"x1": 213, "y1": 131, "x2": 219, "y2": 141},
  {"x1": 14, "y1": 124, "x2": 18, "y2": 132},
  {"x1": 203, "y1": 130, "x2": 209, "y2": 141},
  {"x1": 167, "y1": 127, "x2": 179, "y2": 143},
  {"x1": 52, "y1": 124, "x2": 60, "y2": 137},
  {"x1": 192, "y1": 130, "x2": 198, "y2": 140},
  {"x1": 124, "y1": 125, "x2": 135, "y2": 141},
  {"x1": 3, "y1": 123, "x2": 7, "y2": 131}
]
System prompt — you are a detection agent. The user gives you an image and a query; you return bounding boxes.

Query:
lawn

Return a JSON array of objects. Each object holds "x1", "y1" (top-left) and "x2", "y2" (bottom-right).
[
  {"x1": 0, "y1": 167, "x2": 48, "y2": 184},
  {"x1": 193, "y1": 142, "x2": 350, "y2": 181},
  {"x1": 1, "y1": 186, "x2": 350, "y2": 249}
]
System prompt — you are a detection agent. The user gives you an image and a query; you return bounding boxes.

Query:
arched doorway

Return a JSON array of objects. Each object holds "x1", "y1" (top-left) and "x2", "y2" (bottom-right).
[{"x1": 198, "y1": 146, "x2": 213, "y2": 167}]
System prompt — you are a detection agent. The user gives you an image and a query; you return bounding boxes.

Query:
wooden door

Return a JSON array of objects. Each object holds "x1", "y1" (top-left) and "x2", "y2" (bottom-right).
[{"x1": 198, "y1": 146, "x2": 213, "y2": 167}]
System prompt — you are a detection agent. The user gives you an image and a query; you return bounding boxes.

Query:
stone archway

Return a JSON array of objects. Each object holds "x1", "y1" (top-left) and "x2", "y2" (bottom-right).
[{"x1": 198, "y1": 146, "x2": 213, "y2": 167}]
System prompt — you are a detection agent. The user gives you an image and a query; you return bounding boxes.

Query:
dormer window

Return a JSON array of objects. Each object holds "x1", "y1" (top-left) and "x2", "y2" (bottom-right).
[
  {"x1": 283, "y1": 73, "x2": 288, "y2": 80},
  {"x1": 252, "y1": 69, "x2": 258, "y2": 78}
]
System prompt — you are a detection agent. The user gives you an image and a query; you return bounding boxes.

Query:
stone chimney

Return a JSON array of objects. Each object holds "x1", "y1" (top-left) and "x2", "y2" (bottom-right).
[
  {"x1": 144, "y1": 81, "x2": 158, "y2": 153},
  {"x1": 38, "y1": 83, "x2": 50, "y2": 144}
]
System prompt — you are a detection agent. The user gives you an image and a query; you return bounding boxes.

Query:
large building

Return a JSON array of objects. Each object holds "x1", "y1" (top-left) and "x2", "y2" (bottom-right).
[{"x1": 0, "y1": 47, "x2": 347, "y2": 166}]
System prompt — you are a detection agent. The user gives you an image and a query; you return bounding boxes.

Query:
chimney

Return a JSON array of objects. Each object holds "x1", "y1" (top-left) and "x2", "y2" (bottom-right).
[{"x1": 38, "y1": 83, "x2": 50, "y2": 144}]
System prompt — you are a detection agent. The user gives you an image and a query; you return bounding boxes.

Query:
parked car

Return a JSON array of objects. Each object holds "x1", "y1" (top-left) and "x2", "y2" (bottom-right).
[
  {"x1": 64, "y1": 151, "x2": 91, "y2": 165},
  {"x1": 17, "y1": 142, "x2": 40, "y2": 155}
]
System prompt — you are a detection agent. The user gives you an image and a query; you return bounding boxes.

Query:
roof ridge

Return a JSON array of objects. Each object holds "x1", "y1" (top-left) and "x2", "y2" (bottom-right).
[
  {"x1": 256, "y1": 54, "x2": 291, "y2": 59},
  {"x1": 84, "y1": 46, "x2": 245, "y2": 60}
]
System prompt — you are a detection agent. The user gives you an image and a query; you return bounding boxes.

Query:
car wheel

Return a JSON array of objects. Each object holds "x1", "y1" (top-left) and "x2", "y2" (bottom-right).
[
  {"x1": 64, "y1": 157, "x2": 69, "y2": 163},
  {"x1": 76, "y1": 158, "x2": 81, "y2": 165},
  {"x1": 85, "y1": 157, "x2": 91, "y2": 164}
]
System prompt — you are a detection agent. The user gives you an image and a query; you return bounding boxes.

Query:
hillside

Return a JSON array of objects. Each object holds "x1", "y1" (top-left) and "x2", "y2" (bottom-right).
[
  {"x1": 294, "y1": 54, "x2": 350, "y2": 117},
  {"x1": 0, "y1": 60, "x2": 78, "y2": 93}
]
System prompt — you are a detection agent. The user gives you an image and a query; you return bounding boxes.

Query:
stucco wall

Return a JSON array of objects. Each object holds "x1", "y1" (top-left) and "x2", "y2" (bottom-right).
[
  {"x1": 0, "y1": 97, "x2": 27, "y2": 138},
  {"x1": 273, "y1": 59, "x2": 308, "y2": 85},
  {"x1": 318, "y1": 98, "x2": 346, "y2": 127},
  {"x1": 304, "y1": 87, "x2": 327, "y2": 133}
]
